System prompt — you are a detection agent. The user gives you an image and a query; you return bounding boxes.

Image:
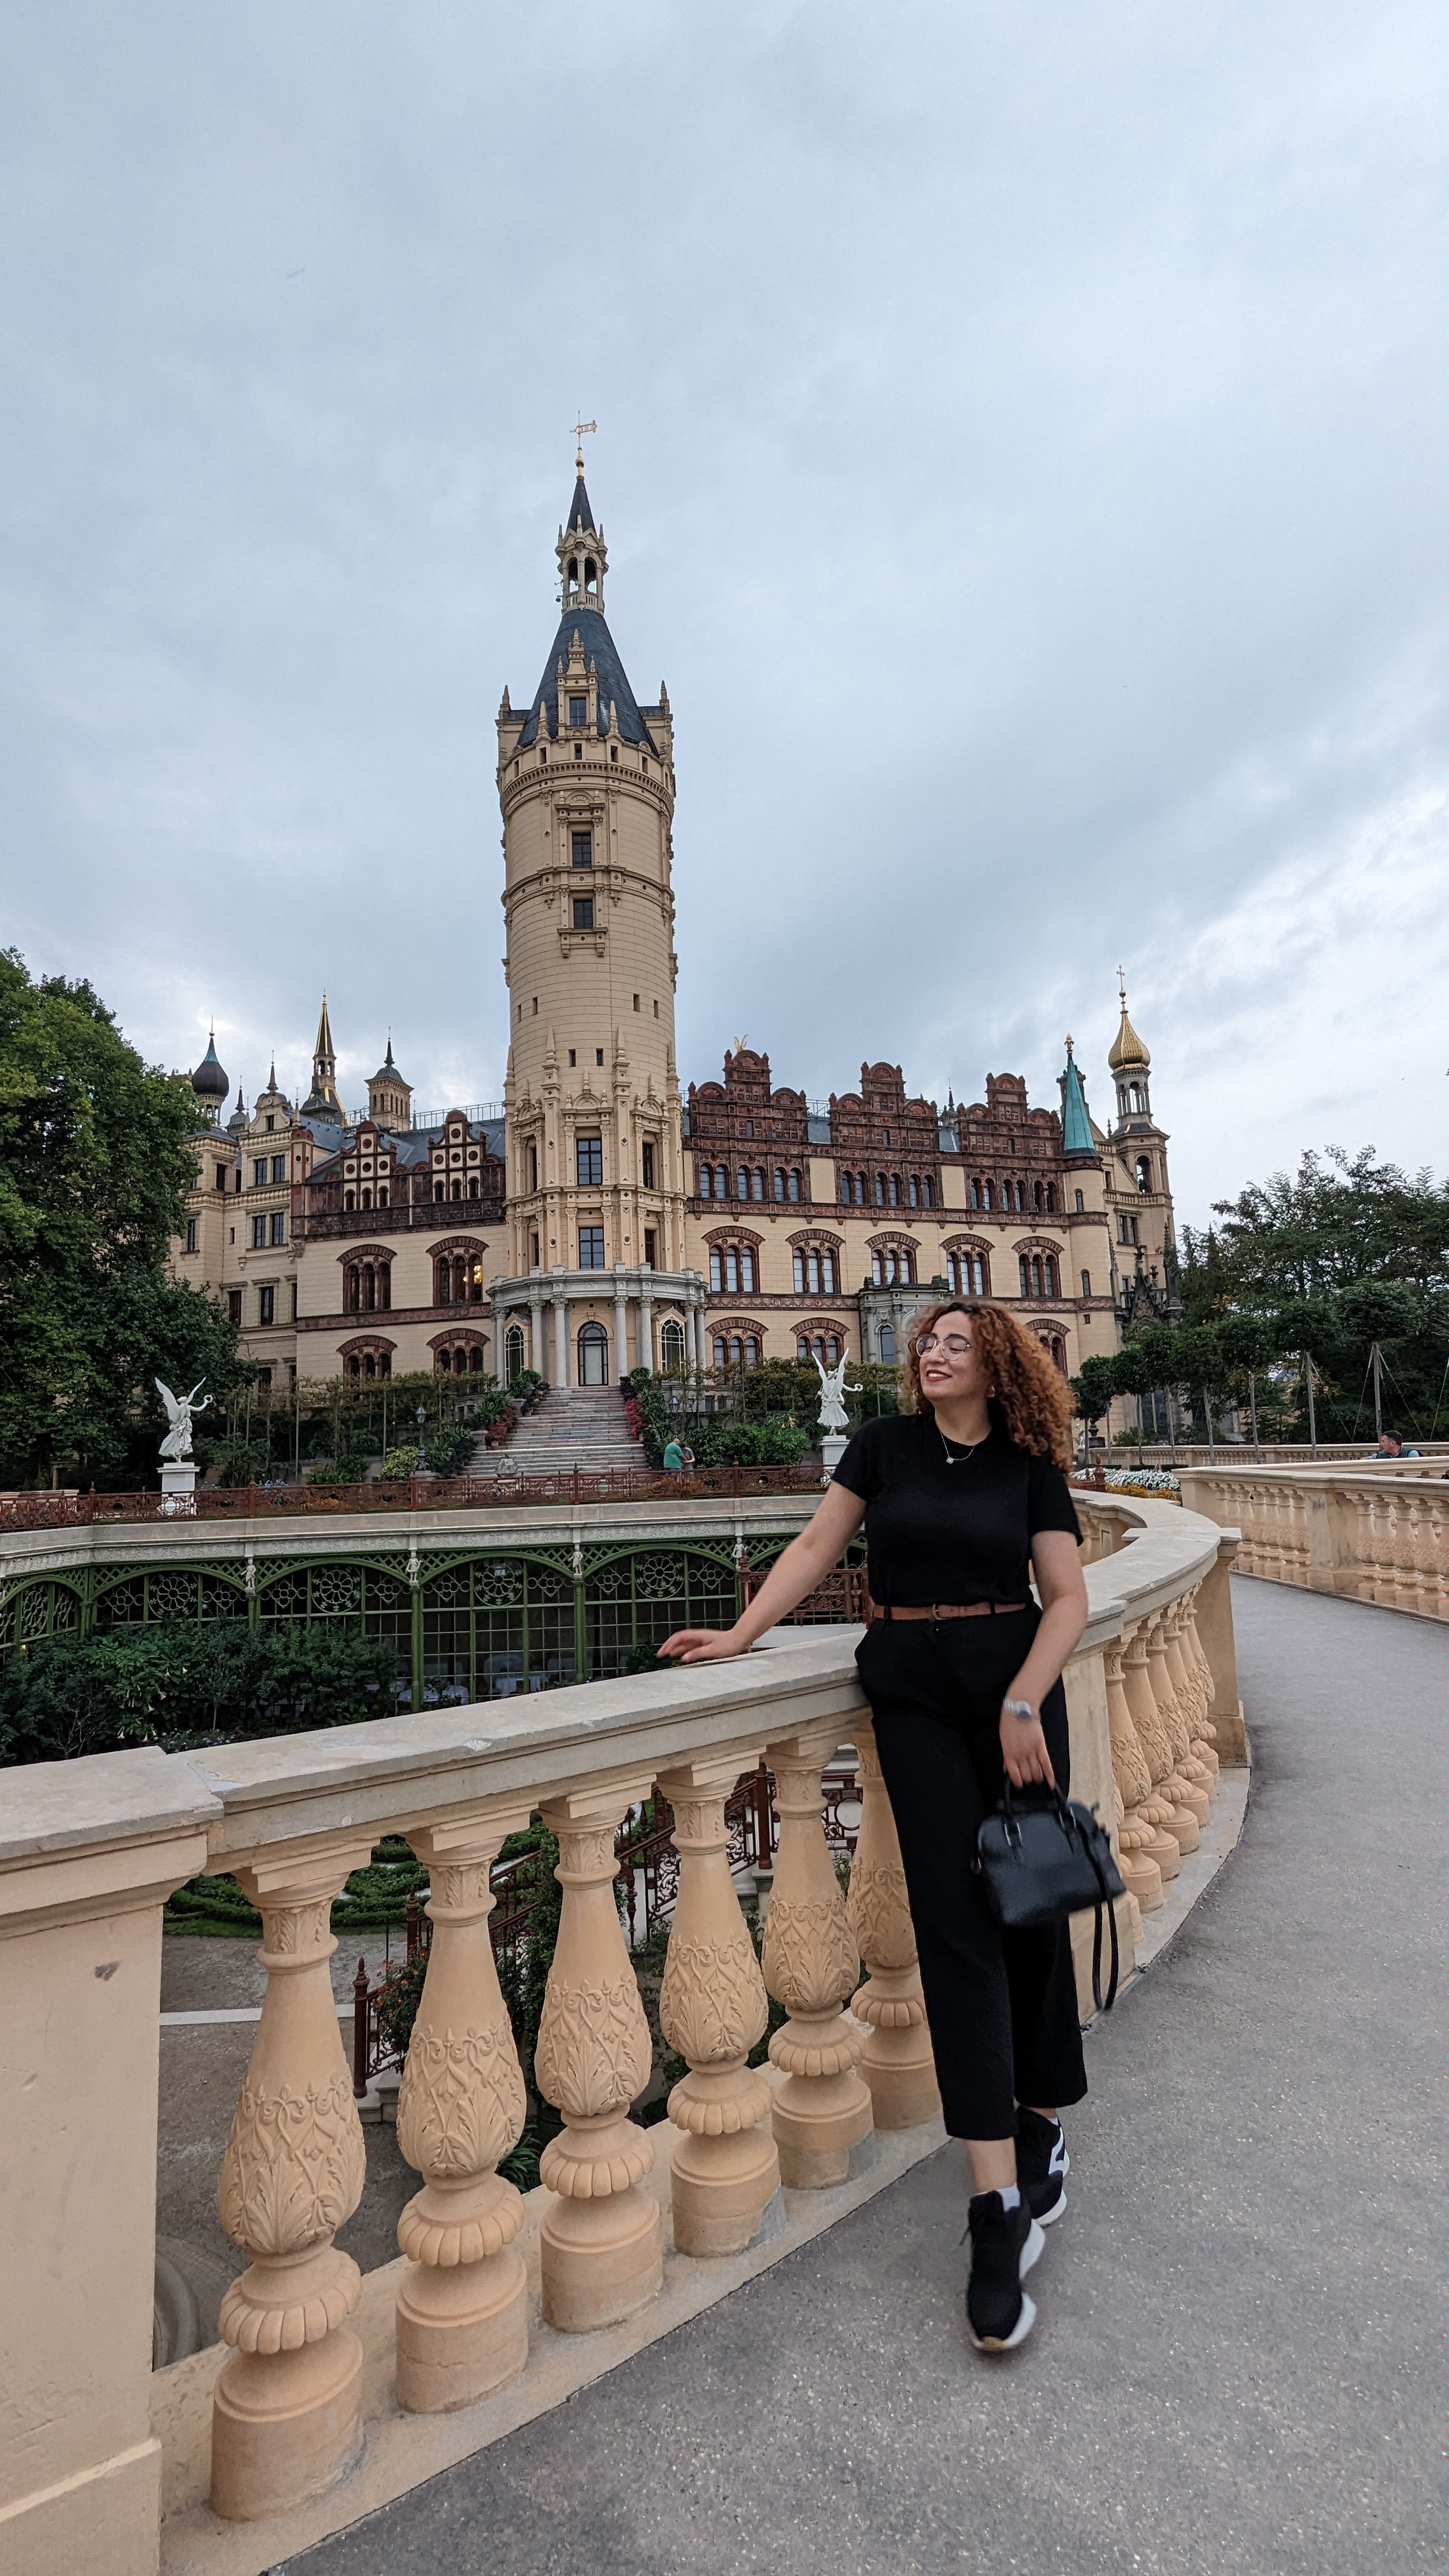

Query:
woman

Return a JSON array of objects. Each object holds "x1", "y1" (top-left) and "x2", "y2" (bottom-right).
[{"x1": 661, "y1": 1299, "x2": 1089, "y2": 2354}]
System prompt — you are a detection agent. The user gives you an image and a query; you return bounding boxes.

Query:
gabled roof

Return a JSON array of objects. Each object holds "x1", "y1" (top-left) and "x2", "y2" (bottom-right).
[{"x1": 517, "y1": 607, "x2": 659, "y2": 753}]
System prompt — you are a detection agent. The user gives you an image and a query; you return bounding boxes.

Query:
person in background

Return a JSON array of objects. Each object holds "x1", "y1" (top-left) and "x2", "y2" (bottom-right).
[
  {"x1": 662, "y1": 1435, "x2": 685, "y2": 1472},
  {"x1": 679, "y1": 1441, "x2": 696, "y2": 1474},
  {"x1": 1367, "y1": 1430, "x2": 1420, "y2": 1459}
]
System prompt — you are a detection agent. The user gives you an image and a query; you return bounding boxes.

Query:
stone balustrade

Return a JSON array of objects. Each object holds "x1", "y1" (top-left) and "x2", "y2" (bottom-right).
[
  {"x1": 1179, "y1": 1466, "x2": 1448, "y2": 1622},
  {"x1": 0, "y1": 1491, "x2": 1240, "y2": 2574}
]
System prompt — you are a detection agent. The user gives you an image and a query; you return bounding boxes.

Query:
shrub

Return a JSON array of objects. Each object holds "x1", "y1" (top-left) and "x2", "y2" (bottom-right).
[{"x1": 380, "y1": 1444, "x2": 420, "y2": 1479}]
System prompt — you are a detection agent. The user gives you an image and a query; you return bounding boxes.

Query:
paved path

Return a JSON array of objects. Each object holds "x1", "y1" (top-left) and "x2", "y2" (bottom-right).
[{"x1": 281, "y1": 1583, "x2": 1447, "y2": 2576}]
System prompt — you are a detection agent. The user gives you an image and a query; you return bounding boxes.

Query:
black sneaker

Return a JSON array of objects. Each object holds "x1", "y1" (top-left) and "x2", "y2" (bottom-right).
[
  {"x1": 965, "y1": 2191, "x2": 1045, "y2": 2352},
  {"x1": 1016, "y1": 2106, "x2": 1069, "y2": 2226}
]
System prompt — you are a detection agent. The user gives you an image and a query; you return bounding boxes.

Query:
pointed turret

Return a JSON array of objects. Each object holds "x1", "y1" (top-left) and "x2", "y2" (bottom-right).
[
  {"x1": 1059, "y1": 1036, "x2": 1096, "y2": 1159},
  {"x1": 300, "y1": 993, "x2": 344, "y2": 1121},
  {"x1": 189, "y1": 1029, "x2": 229, "y2": 1119},
  {"x1": 1107, "y1": 974, "x2": 1154, "y2": 1126},
  {"x1": 513, "y1": 461, "x2": 657, "y2": 753},
  {"x1": 367, "y1": 1036, "x2": 411, "y2": 1130}
]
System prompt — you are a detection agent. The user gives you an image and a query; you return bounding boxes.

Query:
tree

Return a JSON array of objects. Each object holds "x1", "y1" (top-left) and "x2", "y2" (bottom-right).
[
  {"x1": 0, "y1": 951, "x2": 249, "y2": 1483},
  {"x1": 1071, "y1": 1356, "x2": 1116, "y2": 1439}
]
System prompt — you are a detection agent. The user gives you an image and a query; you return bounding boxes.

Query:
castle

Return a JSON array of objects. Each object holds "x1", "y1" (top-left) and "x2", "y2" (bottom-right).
[{"x1": 174, "y1": 458, "x2": 1177, "y2": 1388}]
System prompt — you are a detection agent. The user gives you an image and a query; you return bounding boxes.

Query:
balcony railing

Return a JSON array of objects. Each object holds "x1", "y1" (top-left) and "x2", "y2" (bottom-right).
[
  {"x1": 0, "y1": 1462, "x2": 829, "y2": 1531},
  {"x1": 1, "y1": 1490, "x2": 1241, "y2": 2570},
  {"x1": 1179, "y1": 1463, "x2": 1448, "y2": 1620}
]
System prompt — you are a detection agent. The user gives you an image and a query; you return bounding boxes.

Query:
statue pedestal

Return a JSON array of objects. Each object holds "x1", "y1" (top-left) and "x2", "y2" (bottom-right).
[
  {"x1": 160, "y1": 1461, "x2": 198, "y2": 1516},
  {"x1": 820, "y1": 1432, "x2": 849, "y2": 1473}
]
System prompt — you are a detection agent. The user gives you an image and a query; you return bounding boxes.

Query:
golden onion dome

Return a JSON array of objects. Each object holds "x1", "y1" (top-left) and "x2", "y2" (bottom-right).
[{"x1": 1107, "y1": 983, "x2": 1150, "y2": 1072}]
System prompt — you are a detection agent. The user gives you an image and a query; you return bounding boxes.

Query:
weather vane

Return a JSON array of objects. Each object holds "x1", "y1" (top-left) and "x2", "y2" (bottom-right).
[
  {"x1": 574, "y1": 417, "x2": 596, "y2": 470},
  {"x1": 1117, "y1": 964, "x2": 1128, "y2": 1003}
]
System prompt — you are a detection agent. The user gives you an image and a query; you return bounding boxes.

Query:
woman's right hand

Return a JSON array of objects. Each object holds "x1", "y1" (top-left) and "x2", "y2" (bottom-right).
[{"x1": 657, "y1": 1627, "x2": 749, "y2": 1663}]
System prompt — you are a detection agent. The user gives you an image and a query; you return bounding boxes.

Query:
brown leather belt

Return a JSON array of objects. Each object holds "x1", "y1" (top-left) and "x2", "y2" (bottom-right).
[{"x1": 871, "y1": 1600, "x2": 1027, "y2": 1622}]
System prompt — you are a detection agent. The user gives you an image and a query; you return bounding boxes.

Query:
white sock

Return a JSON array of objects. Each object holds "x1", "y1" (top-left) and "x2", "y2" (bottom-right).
[{"x1": 998, "y1": 2185, "x2": 1020, "y2": 2212}]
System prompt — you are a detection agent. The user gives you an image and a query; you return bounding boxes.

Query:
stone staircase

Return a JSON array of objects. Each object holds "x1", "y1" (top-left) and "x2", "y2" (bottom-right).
[{"x1": 468, "y1": 1385, "x2": 645, "y2": 1478}]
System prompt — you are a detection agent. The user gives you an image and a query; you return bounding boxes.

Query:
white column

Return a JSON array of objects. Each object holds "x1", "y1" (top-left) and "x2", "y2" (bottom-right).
[
  {"x1": 692, "y1": 1291, "x2": 707, "y2": 1373},
  {"x1": 638, "y1": 1294, "x2": 654, "y2": 1373},
  {"x1": 552, "y1": 1277, "x2": 569, "y2": 1388},
  {"x1": 529, "y1": 1285, "x2": 544, "y2": 1376},
  {"x1": 613, "y1": 1268, "x2": 629, "y2": 1388}
]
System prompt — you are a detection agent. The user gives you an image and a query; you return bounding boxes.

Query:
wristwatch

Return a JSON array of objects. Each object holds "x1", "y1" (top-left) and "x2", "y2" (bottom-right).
[{"x1": 1001, "y1": 1698, "x2": 1038, "y2": 1722}]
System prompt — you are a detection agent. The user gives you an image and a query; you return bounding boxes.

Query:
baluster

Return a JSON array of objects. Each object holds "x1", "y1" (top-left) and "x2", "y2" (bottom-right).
[
  {"x1": 657, "y1": 1754, "x2": 779, "y2": 2255},
  {"x1": 1146, "y1": 1612, "x2": 1211, "y2": 1823},
  {"x1": 1170, "y1": 1591, "x2": 1218, "y2": 1781},
  {"x1": 845, "y1": 1720, "x2": 940, "y2": 2126},
  {"x1": 1104, "y1": 1639, "x2": 1171, "y2": 1905},
  {"x1": 534, "y1": 1782, "x2": 662, "y2": 2331},
  {"x1": 211, "y1": 1843, "x2": 374, "y2": 2522},
  {"x1": 1121, "y1": 1623, "x2": 1199, "y2": 1854},
  {"x1": 761, "y1": 1729, "x2": 873, "y2": 2187},
  {"x1": 1160, "y1": 1600, "x2": 1215, "y2": 1800},
  {"x1": 393, "y1": 1804, "x2": 533, "y2": 2412}
]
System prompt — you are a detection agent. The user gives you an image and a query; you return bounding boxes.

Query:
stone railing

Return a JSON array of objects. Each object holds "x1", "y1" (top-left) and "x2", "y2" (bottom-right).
[
  {"x1": 1179, "y1": 1465, "x2": 1448, "y2": 1621},
  {"x1": 0, "y1": 1492, "x2": 1240, "y2": 2573}
]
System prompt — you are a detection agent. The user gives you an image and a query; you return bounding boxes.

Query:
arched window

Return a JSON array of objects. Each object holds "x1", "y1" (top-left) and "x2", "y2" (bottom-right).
[
  {"x1": 1045, "y1": 1255, "x2": 1059, "y2": 1297},
  {"x1": 947, "y1": 1250, "x2": 989, "y2": 1297},
  {"x1": 1050, "y1": 1335, "x2": 1066, "y2": 1371},
  {"x1": 344, "y1": 1191, "x2": 355, "y2": 1212},
  {"x1": 970, "y1": 1179, "x2": 981, "y2": 1209},
  {"x1": 715, "y1": 1165, "x2": 728, "y2": 1198},
  {"x1": 774, "y1": 1169, "x2": 786, "y2": 1201},
  {"x1": 434, "y1": 1181, "x2": 445, "y2": 1202},
  {"x1": 789, "y1": 1168, "x2": 801, "y2": 1202},
  {"x1": 698, "y1": 1163, "x2": 712, "y2": 1199},
  {"x1": 660, "y1": 1318, "x2": 686, "y2": 1371},
  {"x1": 920, "y1": 1176, "x2": 932, "y2": 1207},
  {"x1": 736, "y1": 1169, "x2": 749, "y2": 1200},
  {"x1": 889, "y1": 1174, "x2": 901, "y2": 1205},
  {"x1": 347, "y1": 1265, "x2": 360, "y2": 1312},
  {"x1": 348, "y1": 1354, "x2": 361, "y2": 1378},
  {"x1": 361, "y1": 1186, "x2": 372, "y2": 1210},
  {"x1": 1045, "y1": 1183, "x2": 1055, "y2": 1212},
  {"x1": 908, "y1": 1176, "x2": 919, "y2": 1206},
  {"x1": 874, "y1": 1173, "x2": 886, "y2": 1205},
  {"x1": 362, "y1": 1265, "x2": 376, "y2": 1312},
  {"x1": 879, "y1": 1324, "x2": 896, "y2": 1362},
  {"x1": 744, "y1": 1336, "x2": 760, "y2": 1367},
  {"x1": 1019, "y1": 1255, "x2": 1031, "y2": 1298},
  {"x1": 1034, "y1": 1182, "x2": 1043, "y2": 1213},
  {"x1": 714, "y1": 1336, "x2": 728, "y2": 1368},
  {"x1": 792, "y1": 1246, "x2": 836, "y2": 1295},
  {"x1": 505, "y1": 1322, "x2": 525, "y2": 1379},
  {"x1": 751, "y1": 1167, "x2": 765, "y2": 1200},
  {"x1": 436, "y1": 1261, "x2": 452, "y2": 1305},
  {"x1": 1136, "y1": 1156, "x2": 1153, "y2": 1192},
  {"x1": 983, "y1": 1180, "x2": 993, "y2": 1210},
  {"x1": 728, "y1": 1336, "x2": 743, "y2": 1364},
  {"x1": 378, "y1": 1184, "x2": 389, "y2": 1208},
  {"x1": 577, "y1": 1321, "x2": 609, "y2": 1386},
  {"x1": 364, "y1": 1354, "x2": 376, "y2": 1380}
]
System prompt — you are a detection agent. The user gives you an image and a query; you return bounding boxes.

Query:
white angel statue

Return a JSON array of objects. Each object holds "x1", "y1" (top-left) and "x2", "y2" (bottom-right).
[
  {"x1": 155, "y1": 1378, "x2": 211, "y2": 1462},
  {"x1": 812, "y1": 1351, "x2": 859, "y2": 1435}
]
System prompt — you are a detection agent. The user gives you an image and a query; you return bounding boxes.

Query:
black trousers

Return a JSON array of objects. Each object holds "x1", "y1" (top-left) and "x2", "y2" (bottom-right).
[{"x1": 855, "y1": 1607, "x2": 1087, "y2": 2141}]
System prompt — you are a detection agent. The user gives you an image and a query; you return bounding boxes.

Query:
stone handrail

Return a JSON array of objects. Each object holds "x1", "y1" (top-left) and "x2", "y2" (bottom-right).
[
  {"x1": 1179, "y1": 1465, "x2": 1448, "y2": 1621},
  {"x1": 0, "y1": 1492, "x2": 1241, "y2": 2571}
]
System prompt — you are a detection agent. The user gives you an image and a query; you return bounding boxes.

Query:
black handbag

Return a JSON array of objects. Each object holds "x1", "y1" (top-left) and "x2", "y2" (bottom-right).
[{"x1": 974, "y1": 1783, "x2": 1126, "y2": 2012}]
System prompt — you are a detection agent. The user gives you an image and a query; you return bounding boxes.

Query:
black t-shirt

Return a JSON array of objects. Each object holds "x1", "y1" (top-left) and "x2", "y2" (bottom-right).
[{"x1": 831, "y1": 1412, "x2": 1082, "y2": 1607}]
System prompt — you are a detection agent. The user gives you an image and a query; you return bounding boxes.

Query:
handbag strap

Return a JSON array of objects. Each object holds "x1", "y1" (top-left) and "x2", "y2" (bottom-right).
[{"x1": 1089, "y1": 1845, "x2": 1121, "y2": 2014}]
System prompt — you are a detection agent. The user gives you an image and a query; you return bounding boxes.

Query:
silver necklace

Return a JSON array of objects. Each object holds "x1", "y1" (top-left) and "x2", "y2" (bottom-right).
[{"x1": 939, "y1": 1429, "x2": 984, "y2": 1468}]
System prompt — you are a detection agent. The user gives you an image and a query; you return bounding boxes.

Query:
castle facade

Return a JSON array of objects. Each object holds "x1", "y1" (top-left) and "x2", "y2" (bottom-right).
[{"x1": 174, "y1": 464, "x2": 1177, "y2": 1389}]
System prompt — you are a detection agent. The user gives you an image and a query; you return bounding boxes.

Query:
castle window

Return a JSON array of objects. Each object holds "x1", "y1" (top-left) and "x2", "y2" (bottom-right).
[
  {"x1": 596, "y1": 1047, "x2": 604, "y2": 1066},
  {"x1": 434, "y1": 1181, "x2": 445, "y2": 1201},
  {"x1": 709, "y1": 1244, "x2": 755, "y2": 1294},
  {"x1": 1082, "y1": 1271, "x2": 1092, "y2": 1299},
  {"x1": 874, "y1": 1174, "x2": 885, "y2": 1206},
  {"x1": 920, "y1": 1176, "x2": 933, "y2": 1207},
  {"x1": 1050, "y1": 1335, "x2": 1066, "y2": 1371},
  {"x1": 792, "y1": 1246, "x2": 836, "y2": 1295},
  {"x1": 571, "y1": 829, "x2": 592, "y2": 866},
  {"x1": 699, "y1": 1163, "x2": 713, "y2": 1199},
  {"x1": 660, "y1": 1318, "x2": 685, "y2": 1370},
  {"x1": 569, "y1": 1050, "x2": 576, "y2": 1068},
  {"x1": 644, "y1": 1227, "x2": 657, "y2": 1265},
  {"x1": 970, "y1": 1179, "x2": 981, "y2": 1209},
  {"x1": 610, "y1": 746, "x2": 618, "y2": 764},
  {"x1": 983, "y1": 1180, "x2": 993, "y2": 1210},
  {"x1": 228, "y1": 1289, "x2": 242, "y2": 1326},
  {"x1": 253, "y1": 1158, "x2": 268, "y2": 1187},
  {"x1": 634, "y1": 993, "x2": 640, "y2": 1011},
  {"x1": 585, "y1": 557, "x2": 597, "y2": 592},
  {"x1": 572, "y1": 898, "x2": 594, "y2": 930},
  {"x1": 272, "y1": 1155, "x2": 286, "y2": 1184},
  {"x1": 947, "y1": 1250, "x2": 988, "y2": 1297},
  {"x1": 252, "y1": 1214, "x2": 267, "y2": 1248},
  {"x1": 715, "y1": 1165, "x2": 728, "y2": 1197},
  {"x1": 185, "y1": 1217, "x2": 198, "y2": 1252},
  {"x1": 641, "y1": 1140, "x2": 656, "y2": 1188},
  {"x1": 908, "y1": 1176, "x2": 919, "y2": 1207},
  {"x1": 258, "y1": 1286, "x2": 275, "y2": 1326},
  {"x1": 714, "y1": 1337, "x2": 728, "y2": 1368},
  {"x1": 361, "y1": 1188, "x2": 371, "y2": 1210},
  {"x1": 1034, "y1": 1182, "x2": 1043, "y2": 1213},
  {"x1": 569, "y1": 700, "x2": 587, "y2": 730},
  {"x1": 1136, "y1": 1156, "x2": 1153, "y2": 1192},
  {"x1": 774, "y1": 1168, "x2": 786, "y2": 1202},
  {"x1": 574, "y1": 744, "x2": 582, "y2": 760},
  {"x1": 751, "y1": 1167, "x2": 765, "y2": 1200},
  {"x1": 270, "y1": 1211, "x2": 286, "y2": 1245},
  {"x1": 576, "y1": 1134, "x2": 604, "y2": 1186},
  {"x1": 1075, "y1": 1188, "x2": 1085, "y2": 1213},
  {"x1": 215, "y1": 1164, "x2": 227, "y2": 1192},
  {"x1": 737, "y1": 1169, "x2": 749, "y2": 1200},
  {"x1": 1045, "y1": 1183, "x2": 1056, "y2": 1211},
  {"x1": 579, "y1": 1226, "x2": 606, "y2": 1268}
]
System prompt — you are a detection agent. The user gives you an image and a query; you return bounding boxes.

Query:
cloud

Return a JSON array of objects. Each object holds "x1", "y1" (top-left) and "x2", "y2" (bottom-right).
[{"x1": 0, "y1": 0, "x2": 1443, "y2": 1217}]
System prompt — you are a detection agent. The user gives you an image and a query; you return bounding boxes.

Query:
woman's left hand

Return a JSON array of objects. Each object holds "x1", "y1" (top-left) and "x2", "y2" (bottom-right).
[{"x1": 1000, "y1": 1707, "x2": 1056, "y2": 1788}]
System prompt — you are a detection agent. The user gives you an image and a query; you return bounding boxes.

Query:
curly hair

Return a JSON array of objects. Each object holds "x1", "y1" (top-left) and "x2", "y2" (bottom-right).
[{"x1": 900, "y1": 1298, "x2": 1075, "y2": 1469}]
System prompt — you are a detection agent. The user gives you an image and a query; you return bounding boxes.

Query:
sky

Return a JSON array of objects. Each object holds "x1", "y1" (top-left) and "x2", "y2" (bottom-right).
[{"x1": 1, "y1": 0, "x2": 1445, "y2": 1232}]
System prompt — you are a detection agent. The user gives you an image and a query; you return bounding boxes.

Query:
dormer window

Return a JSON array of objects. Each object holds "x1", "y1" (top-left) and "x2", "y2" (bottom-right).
[{"x1": 569, "y1": 696, "x2": 587, "y2": 728}]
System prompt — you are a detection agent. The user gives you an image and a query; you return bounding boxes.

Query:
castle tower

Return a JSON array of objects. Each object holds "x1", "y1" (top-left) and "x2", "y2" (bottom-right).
[
  {"x1": 367, "y1": 1039, "x2": 411, "y2": 1130},
  {"x1": 491, "y1": 449, "x2": 700, "y2": 1384},
  {"x1": 1104, "y1": 976, "x2": 1177, "y2": 1332}
]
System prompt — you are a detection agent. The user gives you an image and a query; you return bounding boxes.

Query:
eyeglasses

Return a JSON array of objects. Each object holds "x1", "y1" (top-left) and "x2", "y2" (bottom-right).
[{"x1": 914, "y1": 1333, "x2": 972, "y2": 1356}]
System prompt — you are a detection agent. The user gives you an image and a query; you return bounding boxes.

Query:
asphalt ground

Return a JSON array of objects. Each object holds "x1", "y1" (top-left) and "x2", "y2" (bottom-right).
[{"x1": 273, "y1": 1579, "x2": 1447, "y2": 2576}]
